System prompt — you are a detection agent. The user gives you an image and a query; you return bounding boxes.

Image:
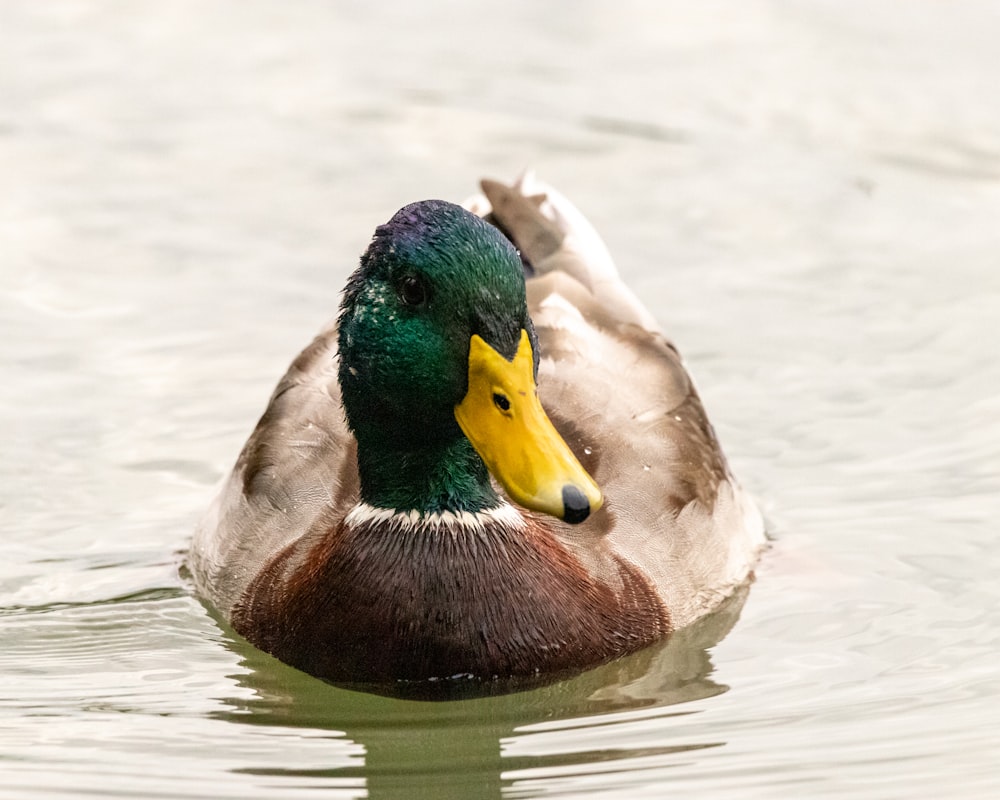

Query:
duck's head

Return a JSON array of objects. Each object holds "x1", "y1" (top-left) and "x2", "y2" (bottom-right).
[{"x1": 337, "y1": 200, "x2": 601, "y2": 523}]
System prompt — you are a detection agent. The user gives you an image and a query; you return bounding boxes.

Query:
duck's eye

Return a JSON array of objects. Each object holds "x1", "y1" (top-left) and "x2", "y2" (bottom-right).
[
  {"x1": 398, "y1": 275, "x2": 427, "y2": 307},
  {"x1": 493, "y1": 392, "x2": 511, "y2": 412}
]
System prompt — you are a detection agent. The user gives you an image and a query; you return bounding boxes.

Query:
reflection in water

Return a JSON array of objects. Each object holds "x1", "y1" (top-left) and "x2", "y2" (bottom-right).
[{"x1": 210, "y1": 585, "x2": 750, "y2": 800}]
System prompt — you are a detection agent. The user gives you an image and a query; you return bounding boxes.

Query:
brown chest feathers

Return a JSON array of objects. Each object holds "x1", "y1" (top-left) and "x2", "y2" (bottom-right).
[{"x1": 230, "y1": 507, "x2": 670, "y2": 685}]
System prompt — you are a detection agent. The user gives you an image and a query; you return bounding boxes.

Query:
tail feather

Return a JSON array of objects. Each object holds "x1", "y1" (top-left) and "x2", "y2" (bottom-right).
[{"x1": 466, "y1": 174, "x2": 661, "y2": 333}]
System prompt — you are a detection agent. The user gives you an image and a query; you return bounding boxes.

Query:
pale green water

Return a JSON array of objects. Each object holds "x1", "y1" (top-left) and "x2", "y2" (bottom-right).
[{"x1": 3, "y1": 2, "x2": 1000, "y2": 798}]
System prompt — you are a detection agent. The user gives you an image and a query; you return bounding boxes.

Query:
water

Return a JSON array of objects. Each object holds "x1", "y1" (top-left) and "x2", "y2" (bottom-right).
[{"x1": 3, "y1": 1, "x2": 999, "y2": 797}]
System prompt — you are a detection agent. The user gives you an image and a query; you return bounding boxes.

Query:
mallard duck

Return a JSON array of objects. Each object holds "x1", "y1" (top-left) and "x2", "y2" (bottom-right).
[{"x1": 189, "y1": 174, "x2": 765, "y2": 687}]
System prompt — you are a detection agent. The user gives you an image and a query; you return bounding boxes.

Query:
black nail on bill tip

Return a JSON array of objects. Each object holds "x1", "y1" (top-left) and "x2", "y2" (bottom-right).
[{"x1": 561, "y1": 484, "x2": 590, "y2": 524}]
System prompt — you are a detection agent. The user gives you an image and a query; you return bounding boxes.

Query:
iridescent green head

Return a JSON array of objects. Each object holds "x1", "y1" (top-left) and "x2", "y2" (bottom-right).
[{"x1": 337, "y1": 200, "x2": 601, "y2": 521}]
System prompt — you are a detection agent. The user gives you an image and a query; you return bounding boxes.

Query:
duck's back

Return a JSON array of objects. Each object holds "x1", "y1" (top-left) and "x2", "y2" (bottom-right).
[{"x1": 473, "y1": 176, "x2": 765, "y2": 629}]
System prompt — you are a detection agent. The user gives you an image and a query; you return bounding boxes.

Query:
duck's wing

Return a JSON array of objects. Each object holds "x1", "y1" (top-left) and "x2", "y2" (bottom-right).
[
  {"x1": 471, "y1": 175, "x2": 765, "y2": 629},
  {"x1": 189, "y1": 320, "x2": 358, "y2": 614}
]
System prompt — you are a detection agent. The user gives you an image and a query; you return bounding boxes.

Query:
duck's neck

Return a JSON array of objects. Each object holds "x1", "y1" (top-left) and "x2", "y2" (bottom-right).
[{"x1": 355, "y1": 433, "x2": 501, "y2": 515}]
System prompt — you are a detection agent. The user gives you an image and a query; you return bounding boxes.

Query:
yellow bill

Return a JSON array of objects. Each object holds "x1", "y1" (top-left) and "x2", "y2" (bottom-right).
[{"x1": 454, "y1": 329, "x2": 602, "y2": 523}]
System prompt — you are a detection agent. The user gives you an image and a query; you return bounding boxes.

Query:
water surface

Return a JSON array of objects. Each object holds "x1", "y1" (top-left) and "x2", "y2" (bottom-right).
[{"x1": 2, "y1": 2, "x2": 999, "y2": 798}]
